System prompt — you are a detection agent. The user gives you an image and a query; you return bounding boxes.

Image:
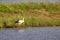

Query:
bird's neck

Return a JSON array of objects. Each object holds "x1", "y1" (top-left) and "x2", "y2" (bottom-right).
[{"x1": 23, "y1": 18, "x2": 24, "y2": 20}]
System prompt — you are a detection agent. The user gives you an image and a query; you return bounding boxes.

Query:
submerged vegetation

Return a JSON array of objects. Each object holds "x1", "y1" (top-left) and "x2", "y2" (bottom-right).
[{"x1": 0, "y1": 2, "x2": 60, "y2": 28}]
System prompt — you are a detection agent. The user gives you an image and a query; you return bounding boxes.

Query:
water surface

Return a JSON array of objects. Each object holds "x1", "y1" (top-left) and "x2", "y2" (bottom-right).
[
  {"x1": 0, "y1": 0, "x2": 59, "y2": 3},
  {"x1": 0, "y1": 27, "x2": 60, "y2": 40}
]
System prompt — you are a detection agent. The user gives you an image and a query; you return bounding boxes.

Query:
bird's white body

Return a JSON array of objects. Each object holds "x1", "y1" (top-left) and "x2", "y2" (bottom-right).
[{"x1": 18, "y1": 18, "x2": 24, "y2": 24}]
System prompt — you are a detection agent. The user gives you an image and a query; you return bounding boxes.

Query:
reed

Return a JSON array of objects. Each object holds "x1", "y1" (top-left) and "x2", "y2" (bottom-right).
[{"x1": 0, "y1": 2, "x2": 60, "y2": 28}]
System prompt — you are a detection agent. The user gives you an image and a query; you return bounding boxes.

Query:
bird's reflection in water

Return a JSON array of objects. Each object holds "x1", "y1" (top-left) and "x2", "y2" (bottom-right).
[{"x1": 18, "y1": 29, "x2": 25, "y2": 33}]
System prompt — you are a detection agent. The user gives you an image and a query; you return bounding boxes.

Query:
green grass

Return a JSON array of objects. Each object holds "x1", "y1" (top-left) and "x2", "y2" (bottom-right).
[
  {"x1": 0, "y1": 2, "x2": 60, "y2": 13},
  {"x1": 0, "y1": 2, "x2": 60, "y2": 28},
  {"x1": 0, "y1": 16, "x2": 60, "y2": 28}
]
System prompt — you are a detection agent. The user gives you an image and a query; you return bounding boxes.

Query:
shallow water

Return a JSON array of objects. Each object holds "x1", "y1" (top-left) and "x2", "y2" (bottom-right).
[
  {"x1": 0, "y1": 27, "x2": 60, "y2": 40},
  {"x1": 0, "y1": 0, "x2": 59, "y2": 3}
]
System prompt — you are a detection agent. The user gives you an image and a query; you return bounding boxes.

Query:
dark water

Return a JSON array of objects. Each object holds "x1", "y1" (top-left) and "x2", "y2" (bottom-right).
[
  {"x1": 0, "y1": 0, "x2": 60, "y2": 3},
  {"x1": 0, "y1": 27, "x2": 60, "y2": 40}
]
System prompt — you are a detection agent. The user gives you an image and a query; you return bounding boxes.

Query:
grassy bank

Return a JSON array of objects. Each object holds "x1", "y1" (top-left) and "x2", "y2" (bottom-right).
[{"x1": 0, "y1": 2, "x2": 60, "y2": 28}]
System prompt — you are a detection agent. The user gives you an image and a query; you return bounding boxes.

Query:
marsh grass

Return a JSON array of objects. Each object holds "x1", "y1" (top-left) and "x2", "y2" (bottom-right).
[
  {"x1": 0, "y1": 2, "x2": 60, "y2": 28},
  {"x1": 0, "y1": 2, "x2": 60, "y2": 13}
]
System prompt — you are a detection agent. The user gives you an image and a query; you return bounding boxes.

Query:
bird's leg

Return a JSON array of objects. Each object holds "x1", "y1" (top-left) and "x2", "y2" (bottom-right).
[{"x1": 23, "y1": 23, "x2": 25, "y2": 28}]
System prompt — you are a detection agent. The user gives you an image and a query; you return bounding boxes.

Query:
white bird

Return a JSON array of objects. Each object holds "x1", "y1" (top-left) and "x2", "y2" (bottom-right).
[
  {"x1": 18, "y1": 18, "x2": 24, "y2": 24},
  {"x1": 15, "y1": 18, "x2": 24, "y2": 24}
]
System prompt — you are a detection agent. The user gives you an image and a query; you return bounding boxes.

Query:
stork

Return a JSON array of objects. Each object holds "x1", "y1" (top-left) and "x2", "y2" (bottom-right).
[
  {"x1": 15, "y1": 18, "x2": 24, "y2": 24},
  {"x1": 15, "y1": 18, "x2": 25, "y2": 28},
  {"x1": 15, "y1": 18, "x2": 25, "y2": 32}
]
